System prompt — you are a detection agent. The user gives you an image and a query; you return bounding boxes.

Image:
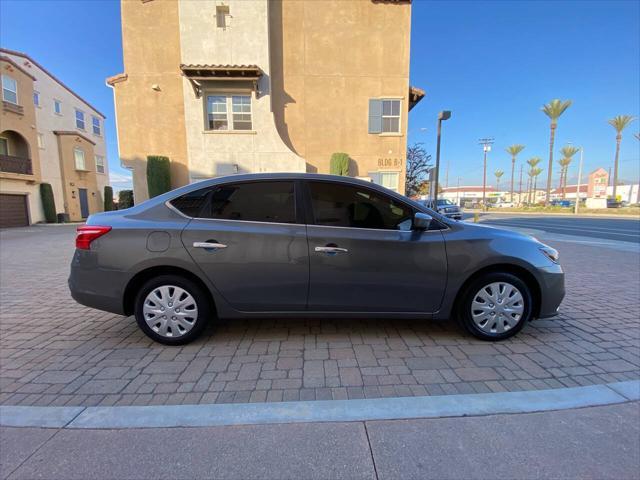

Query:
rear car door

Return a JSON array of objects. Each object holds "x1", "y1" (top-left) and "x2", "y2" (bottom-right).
[
  {"x1": 304, "y1": 181, "x2": 447, "y2": 313},
  {"x1": 178, "y1": 180, "x2": 309, "y2": 312}
]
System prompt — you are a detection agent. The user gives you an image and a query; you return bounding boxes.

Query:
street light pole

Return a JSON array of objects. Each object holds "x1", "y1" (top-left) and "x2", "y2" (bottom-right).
[
  {"x1": 479, "y1": 138, "x2": 494, "y2": 208},
  {"x1": 574, "y1": 146, "x2": 584, "y2": 215},
  {"x1": 434, "y1": 111, "x2": 451, "y2": 206}
]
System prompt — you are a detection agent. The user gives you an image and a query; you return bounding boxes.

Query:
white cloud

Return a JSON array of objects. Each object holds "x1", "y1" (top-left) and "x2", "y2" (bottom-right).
[{"x1": 109, "y1": 171, "x2": 133, "y2": 192}]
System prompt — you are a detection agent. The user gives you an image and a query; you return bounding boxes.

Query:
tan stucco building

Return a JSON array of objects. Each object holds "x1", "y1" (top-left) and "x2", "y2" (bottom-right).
[
  {"x1": 1, "y1": 49, "x2": 109, "y2": 227},
  {"x1": 108, "y1": 0, "x2": 423, "y2": 201}
]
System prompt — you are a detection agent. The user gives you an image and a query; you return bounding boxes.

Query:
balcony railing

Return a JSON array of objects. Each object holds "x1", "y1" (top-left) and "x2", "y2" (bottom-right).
[{"x1": 0, "y1": 154, "x2": 33, "y2": 175}]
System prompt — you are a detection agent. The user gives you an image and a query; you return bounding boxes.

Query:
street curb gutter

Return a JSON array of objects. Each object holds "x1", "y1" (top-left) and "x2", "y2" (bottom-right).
[{"x1": 1, "y1": 381, "x2": 638, "y2": 429}]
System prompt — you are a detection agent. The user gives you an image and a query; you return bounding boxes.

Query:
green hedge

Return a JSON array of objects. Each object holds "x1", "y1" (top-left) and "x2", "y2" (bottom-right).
[
  {"x1": 39, "y1": 183, "x2": 56, "y2": 223},
  {"x1": 104, "y1": 186, "x2": 115, "y2": 211},
  {"x1": 118, "y1": 190, "x2": 134, "y2": 209},
  {"x1": 330, "y1": 152, "x2": 350, "y2": 176},
  {"x1": 147, "y1": 155, "x2": 171, "y2": 198}
]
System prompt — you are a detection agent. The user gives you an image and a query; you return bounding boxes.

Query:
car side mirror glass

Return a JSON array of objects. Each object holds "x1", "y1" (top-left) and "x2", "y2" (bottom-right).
[{"x1": 413, "y1": 212, "x2": 432, "y2": 230}]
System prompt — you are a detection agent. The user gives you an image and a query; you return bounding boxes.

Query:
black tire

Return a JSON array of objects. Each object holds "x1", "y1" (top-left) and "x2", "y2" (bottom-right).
[
  {"x1": 457, "y1": 272, "x2": 533, "y2": 341},
  {"x1": 134, "y1": 274, "x2": 212, "y2": 345}
]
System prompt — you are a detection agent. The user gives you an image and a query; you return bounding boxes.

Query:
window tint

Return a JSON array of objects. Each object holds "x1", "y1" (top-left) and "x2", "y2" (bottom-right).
[
  {"x1": 309, "y1": 182, "x2": 413, "y2": 231},
  {"x1": 205, "y1": 182, "x2": 295, "y2": 223},
  {"x1": 172, "y1": 182, "x2": 296, "y2": 222},
  {"x1": 170, "y1": 188, "x2": 212, "y2": 217}
]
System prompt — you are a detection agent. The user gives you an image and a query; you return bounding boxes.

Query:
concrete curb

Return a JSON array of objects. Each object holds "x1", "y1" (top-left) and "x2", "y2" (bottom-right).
[{"x1": 1, "y1": 380, "x2": 638, "y2": 429}]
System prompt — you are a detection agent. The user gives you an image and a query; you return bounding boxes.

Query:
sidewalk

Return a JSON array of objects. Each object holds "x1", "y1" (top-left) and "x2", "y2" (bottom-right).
[{"x1": 2, "y1": 402, "x2": 638, "y2": 480}]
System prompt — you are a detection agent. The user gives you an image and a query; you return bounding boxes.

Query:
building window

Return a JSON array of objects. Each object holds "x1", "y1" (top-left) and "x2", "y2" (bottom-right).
[
  {"x1": 95, "y1": 154, "x2": 105, "y2": 173},
  {"x1": 370, "y1": 171, "x2": 400, "y2": 192},
  {"x1": 205, "y1": 94, "x2": 252, "y2": 131},
  {"x1": 216, "y1": 5, "x2": 229, "y2": 28},
  {"x1": 37, "y1": 133, "x2": 45, "y2": 149},
  {"x1": 75, "y1": 109, "x2": 85, "y2": 130},
  {"x1": 368, "y1": 98, "x2": 401, "y2": 134},
  {"x1": 54, "y1": 99, "x2": 62, "y2": 114},
  {"x1": 92, "y1": 116, "x2": 101, "y2": 136},
  {"x1": 232, "y1": 95, "x2": 252, "y2": 130},
  {"x1": 33, "y1": 91, "x2": 40, "y2": 106},
  {"x1": 206, "y1": 95, "x2": 228, "y2": 130},
  {"x1": 0, "y1": 137, "x2": 8, "y2": 155},
  {"x1": 381, "y1": 100, "x2": 400, "y2": 133},
  {"x1": 1, "y1": 75, "x2": 18, "y2": 104},
  {"x1": 74, "y1": 147, "x2": 86, "y2": 170}
]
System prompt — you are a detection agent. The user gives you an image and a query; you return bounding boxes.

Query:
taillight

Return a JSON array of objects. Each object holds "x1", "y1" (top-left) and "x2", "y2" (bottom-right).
[{"x1": 76, "y1": 225, "x2": 112, "y2": 250}]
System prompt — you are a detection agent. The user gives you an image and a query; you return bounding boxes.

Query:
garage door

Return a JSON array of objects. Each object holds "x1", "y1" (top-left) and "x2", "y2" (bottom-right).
[{"x1": 0, "y1": 194, "x2": 29, "y2": 228}]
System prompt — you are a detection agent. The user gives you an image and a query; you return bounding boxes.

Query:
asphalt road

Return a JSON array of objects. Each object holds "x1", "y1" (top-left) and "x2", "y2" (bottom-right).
[{"x1": 464, "y1": 213, "x2": 640, "y2": 244}]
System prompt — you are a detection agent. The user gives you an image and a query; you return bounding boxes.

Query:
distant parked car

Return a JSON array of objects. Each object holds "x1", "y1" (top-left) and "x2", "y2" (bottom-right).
[
  {"x1": 69, "y1": 173, "x2": 564, "y2": 345},
  {"x1": 420, "y1": 198, "x2": 463, "y2": 220},
  {"x1": 607, "y1": 199, "x2": 622, "y2": 208},
  {"x1": 491, "y1": 200, "x2": 515, "y2": 208}
]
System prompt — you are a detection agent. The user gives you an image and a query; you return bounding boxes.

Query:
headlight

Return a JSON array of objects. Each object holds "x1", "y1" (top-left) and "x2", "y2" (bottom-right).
[{"x1": 539, "y1": 245, "x2": 559, "y2": 263}]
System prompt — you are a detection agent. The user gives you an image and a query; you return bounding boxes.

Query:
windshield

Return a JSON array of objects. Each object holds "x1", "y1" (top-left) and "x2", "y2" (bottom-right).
[{"x1": 437, "y1": 199, "x2": 454, "y2": 205}]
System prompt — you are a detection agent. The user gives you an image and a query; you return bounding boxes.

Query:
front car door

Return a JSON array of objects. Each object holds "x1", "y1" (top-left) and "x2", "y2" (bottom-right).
[
  {"x1": 304, "y1": 180, "x2": 447, "y2": 313},
  {"x1": 179, "y1": 180, "x2": 309, "y2": 312}
]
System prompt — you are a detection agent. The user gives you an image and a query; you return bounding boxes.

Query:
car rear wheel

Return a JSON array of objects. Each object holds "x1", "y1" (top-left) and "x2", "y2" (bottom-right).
[
  {"x1": 458, "y1": 272, "x2": 532, "y2": 341},
  {"x1": 134, "y1": 275, "x2": 211, "y2": 345}
]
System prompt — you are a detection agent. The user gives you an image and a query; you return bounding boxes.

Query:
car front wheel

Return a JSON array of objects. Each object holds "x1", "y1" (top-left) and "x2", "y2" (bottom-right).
[
  {"x1": 458, "y1": 272, "x2": 532, "y2": 341},
  {"x1": 134, "y1": 275, "x2": 211, "y2": 345}
]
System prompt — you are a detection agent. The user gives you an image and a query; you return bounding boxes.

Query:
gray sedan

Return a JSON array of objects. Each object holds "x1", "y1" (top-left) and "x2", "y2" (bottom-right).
[{"x1": 69, "y1": 173, "x2": 564, "y2": 345}]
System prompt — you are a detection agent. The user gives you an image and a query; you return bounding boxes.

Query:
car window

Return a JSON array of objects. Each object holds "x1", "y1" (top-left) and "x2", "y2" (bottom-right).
[
  {"x1": 309, "y1": 181, "x2": 413, "y2": 231},
  {"x1": 170, "y1": 187, "x2": 212, "y2": 217},
  {"x1": 204, "y1": 181, "x2": 296, "y2": 223}
]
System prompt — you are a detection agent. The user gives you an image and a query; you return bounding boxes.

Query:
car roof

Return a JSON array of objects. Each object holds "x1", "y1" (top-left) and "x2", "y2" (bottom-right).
[{"x1": 131, "y1": 172, "x2": 434, "y2": 214}]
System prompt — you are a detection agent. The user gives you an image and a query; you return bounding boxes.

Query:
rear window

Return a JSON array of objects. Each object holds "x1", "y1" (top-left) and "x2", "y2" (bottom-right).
[
  {"x1": 171, "y1": 181, "x2": 296, "y2": 223},
  {"x1": 170, "y1": 188, "x2": 211, "y2": 217}
]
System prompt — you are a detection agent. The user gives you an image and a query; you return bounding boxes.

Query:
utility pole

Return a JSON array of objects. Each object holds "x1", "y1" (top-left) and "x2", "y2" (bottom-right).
[
  {"x1": 574, "y1": 146, "x2": 584, "y2": 214},
  {"x1": 456, "y1": 176, "x2": 461, "y2": 205},
  {"x1": 434, "y1": 111, "x2": 451, "y2": 206},
  {"x1": 479, "y1": 138, "x2": 494, "y2": 208},
  {"x1": 518, "y1": 164, "x2": 523, "y2": 205}
]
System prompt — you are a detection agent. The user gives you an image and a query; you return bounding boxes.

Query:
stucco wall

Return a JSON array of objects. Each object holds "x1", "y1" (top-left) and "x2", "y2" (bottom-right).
[
  {"x1": 110, "y1": 0, "x2": 189, "y2": 202},
  {"x1": 269, "y1": 0, "x2": 412, "y2": 193},
  {"x1": 178, "y1": 0, "x2": 305, "y2": 181},
  {"x1": 55, "y1": 133, "x2": 101, "y2": 221}
]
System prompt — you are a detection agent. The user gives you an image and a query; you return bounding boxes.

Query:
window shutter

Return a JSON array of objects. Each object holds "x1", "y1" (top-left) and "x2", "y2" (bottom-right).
[{"x1": 368, "y1": 99, "x2": 382, "y2": 134}]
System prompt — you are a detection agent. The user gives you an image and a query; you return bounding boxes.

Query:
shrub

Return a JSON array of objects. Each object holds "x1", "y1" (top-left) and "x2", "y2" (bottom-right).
[
  {"x1": 147, "y1": 155, "x2": 171, "y2": 198},
  {"x1": 39, "y1": 183, "x2": 56, "y2": 223},
  {"x1": 330, "y1": 152, "x2": 350, "y2": 176},
  {"x1": 104, "y1": 186, "x2": 115, "y2": 211},
  {"x1": 118, "y1": 189, "x2": 134, "y2": 209}
]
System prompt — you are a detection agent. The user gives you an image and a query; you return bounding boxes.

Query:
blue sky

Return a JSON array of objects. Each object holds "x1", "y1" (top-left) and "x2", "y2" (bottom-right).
[{"x1": 1, "y1": 0, "x2": 638, "y2": 190}]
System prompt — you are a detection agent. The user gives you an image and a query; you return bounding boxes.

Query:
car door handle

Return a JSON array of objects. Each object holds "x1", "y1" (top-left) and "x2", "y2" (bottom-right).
[
  {"x1": 193, "y1": 242, "x2": 227, "y2": 249},
  {"x1": 315, "y1": 246, "x2": 348, "y2": 254}
]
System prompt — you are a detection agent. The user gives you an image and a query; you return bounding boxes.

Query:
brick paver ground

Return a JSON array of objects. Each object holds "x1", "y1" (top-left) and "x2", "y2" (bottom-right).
[{"x1": 1, "y1": 225, "x2": 638, "y2": 407}]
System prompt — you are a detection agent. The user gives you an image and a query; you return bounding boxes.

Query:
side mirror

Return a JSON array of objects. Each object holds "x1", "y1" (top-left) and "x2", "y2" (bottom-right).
[{"x1": 413, "y1": 212, "x2": 432, "y2": 230}]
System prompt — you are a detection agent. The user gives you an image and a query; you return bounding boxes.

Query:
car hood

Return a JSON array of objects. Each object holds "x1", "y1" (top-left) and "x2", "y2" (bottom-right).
[{"x1": 457, "y1": 220, "x2": 542, "y2": 245}]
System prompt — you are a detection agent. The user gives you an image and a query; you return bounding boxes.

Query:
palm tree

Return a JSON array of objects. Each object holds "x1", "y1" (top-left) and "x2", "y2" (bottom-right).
[
  {"x1": 531, "y1": 167, "x2": 544, "y2": 204},
  {"x1": 494, "y1": 169, "x2": 504, "y2": 191},
  {"x1": 505, "y1": 144, "x2": 525, "y2": 202},
  {"x1": 608, "y1": 115, "x2": 636, "y2": 199},
  {"x1": 558, "y1": 145, "x2": 580, "y2": 198},
  {"x1": 557, "y1": 158, "x2": 571, "y2": 198},
  {"x1": 542, "y1": 99, "x2": 572, "y2": 205},
  {"x1": 526, "y1": 157, "x2": 541, "y2": 204}
]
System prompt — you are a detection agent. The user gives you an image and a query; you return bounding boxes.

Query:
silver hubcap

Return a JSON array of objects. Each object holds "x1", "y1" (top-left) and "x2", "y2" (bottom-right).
[
  {"x1": 471, "y1": 282, "x2": 525, "y2": 334},
  {"x1": 143, "y1": 285, "x2": 198, "y2": 338}
]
